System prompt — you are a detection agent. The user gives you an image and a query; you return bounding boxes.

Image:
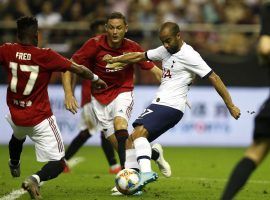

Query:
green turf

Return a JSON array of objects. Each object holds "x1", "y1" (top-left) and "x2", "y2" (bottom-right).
[{"x1": 1, "y1": 145, "x2": 270, "y2": 200}]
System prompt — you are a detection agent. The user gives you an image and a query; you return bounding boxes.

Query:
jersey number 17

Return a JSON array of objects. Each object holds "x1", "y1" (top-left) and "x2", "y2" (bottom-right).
[{"x1": 9, "y1": 62, "x2": 39, "y2": 95}]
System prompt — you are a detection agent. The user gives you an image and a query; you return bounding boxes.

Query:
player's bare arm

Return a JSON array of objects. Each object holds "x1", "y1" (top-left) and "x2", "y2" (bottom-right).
[
  {"x1": 208, "y1": 71, "x2": 241, "y2": 119},
  {"x1": 150, "y1": 65, "x2": 162, "y2": 82},
  {"x1": 257, "y1": 35, "x2": 270, "y2": 65},
  {"x1": 62, "y1": 71, "x2": 79, "y2": 114},
  {"x1": 258, "y1": 35, "x2": 270, "y2": 55},
  {"x1": 62, "y1": 62, "x2": 107, "y2": 114},
  {"x1": 70, "y1": 61, "x2": 107, "y2": 89},
  {"x1": 69, "y1": 61, "x2": 95, "y2": 80},
  {"x1": 103, "y1": 52, "x2": 147, "y2": 64}
]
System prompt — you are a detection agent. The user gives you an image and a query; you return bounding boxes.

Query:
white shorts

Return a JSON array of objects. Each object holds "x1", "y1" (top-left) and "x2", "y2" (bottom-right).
[
  {"x1": 78, "y1": 102, "x2": 100, "y2": 134},
  {"x1": 5, "y1": 114, "x2": 65, "y2": 162},
  {"x1": 91, "y1": 91, "x2": 134, "y2": 138}
]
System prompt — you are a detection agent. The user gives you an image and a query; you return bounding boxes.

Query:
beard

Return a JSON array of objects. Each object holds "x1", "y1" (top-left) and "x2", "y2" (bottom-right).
[{"x1": 167, "y1": 46, "x2": 179, "y2": 54}]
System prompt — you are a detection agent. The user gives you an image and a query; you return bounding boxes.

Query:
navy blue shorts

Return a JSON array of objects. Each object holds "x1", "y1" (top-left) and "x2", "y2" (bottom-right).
[
  {"x1": 132, "y1": 104, "x2": 183, "y2": 142},
  {"x1": 253, "y1": 97, "x2": 270, "y2": 139}
]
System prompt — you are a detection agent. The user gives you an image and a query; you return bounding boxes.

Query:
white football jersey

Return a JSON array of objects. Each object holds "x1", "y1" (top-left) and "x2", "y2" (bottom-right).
[{"x1": 146, "y1": 42, "x2": 212, "y2": 112}]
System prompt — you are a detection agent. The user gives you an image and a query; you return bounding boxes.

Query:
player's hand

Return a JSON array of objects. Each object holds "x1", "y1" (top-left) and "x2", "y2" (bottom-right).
[
  {"x1": 227, "y1": 104, "x2": 241, "y2": 119},
  {"x1": 92, "y1": 78, "x2": 108, "y2": 90},
  {"x1": 103, "y1": 54, "x2": 127, "y2": 72},
  {"x1": 64, "y1": 93, "x2": 79, "y2": 114},
  {"x1": 103, "y1": 54, "x2": 114, "y2": 63}
]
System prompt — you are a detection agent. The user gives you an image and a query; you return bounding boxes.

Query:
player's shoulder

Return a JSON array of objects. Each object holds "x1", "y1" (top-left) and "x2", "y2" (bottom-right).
[
  {"x1": 151, "y1": 45, "x2": 167, "y2": 53},
  {"x1": 147, "y1": 46, "x2": 168, "y2": 59},
  {"x1": 2, "y1": 42, "x2": 13, "y2": 46},
  {"x1": 180, "y1": 43, "x2": 200, "y2": 57},
  {"x1": 0, "y1": 42, "x2": 16, "y2": 49},
  {"x1": 179, "y1": 43, "x2": 204, "y2": 64},
  {"x1": 30, "y1": 46, "x2": 53, "y2": 54},
  {"x1": 123, "y1": 38, "x2": 145, "y2": 52},
  {"x1": 85, "y1": 34, "x2": 105, "y2": 46},
  {"x1": 124, "y1": 38, "x2": 141, "y2": 47}
]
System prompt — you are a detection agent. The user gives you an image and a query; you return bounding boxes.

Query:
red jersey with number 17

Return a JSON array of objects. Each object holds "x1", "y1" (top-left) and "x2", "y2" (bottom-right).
[
  {"x1": 0, "y1": 43, "x2": 72, "y2": 126},
  {"x1": 72, "y1": 34, "x2": 154, "y2": 105}
]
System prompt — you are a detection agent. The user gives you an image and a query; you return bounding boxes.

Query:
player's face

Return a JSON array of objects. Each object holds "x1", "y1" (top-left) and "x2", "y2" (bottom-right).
[
  {"x1": 159, "y1": 30, "x2": 180, "y2": 54},
  {"x1": 106, "y1": 19, "x2": 128, "y2": 47}
]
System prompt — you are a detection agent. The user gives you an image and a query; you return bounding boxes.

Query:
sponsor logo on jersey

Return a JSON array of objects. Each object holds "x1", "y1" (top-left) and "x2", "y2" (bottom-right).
[{"x1": 105, "y1": 62, "x2": 127, "y2": 72}]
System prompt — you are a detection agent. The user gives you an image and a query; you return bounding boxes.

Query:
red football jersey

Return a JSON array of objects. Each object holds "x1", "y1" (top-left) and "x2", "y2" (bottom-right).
[
  {"x1": 72, "y1": 34, "x2": 154, "y2": 105},
  {"x1": 0, "y1": 43, "x2": 72, "y2": 126}
]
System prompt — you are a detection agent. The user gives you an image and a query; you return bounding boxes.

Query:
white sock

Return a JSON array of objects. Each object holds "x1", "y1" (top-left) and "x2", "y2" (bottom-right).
[
  {"x1": 125, "y1": 149, "x2": 139, "y2": 169},
  {"x1": 32, "y1": 174, "x2": 40, "y2": 184},
  {"x1": 110, "y1": 164, "x2": 120, "y2": 170},
  {"x1": 134, "y1": 137, "x2": 152, "y2": 173}
]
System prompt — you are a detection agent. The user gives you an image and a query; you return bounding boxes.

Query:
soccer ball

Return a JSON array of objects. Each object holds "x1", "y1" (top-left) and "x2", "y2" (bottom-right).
[{"x1": 115, "y1": 168, "x2": 141, "y2": 195}]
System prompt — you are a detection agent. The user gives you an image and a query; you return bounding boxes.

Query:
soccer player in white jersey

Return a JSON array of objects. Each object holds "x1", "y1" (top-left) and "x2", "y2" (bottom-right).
[{"x1": 103, "y1": 22, "x2": 241, "y2": 192}]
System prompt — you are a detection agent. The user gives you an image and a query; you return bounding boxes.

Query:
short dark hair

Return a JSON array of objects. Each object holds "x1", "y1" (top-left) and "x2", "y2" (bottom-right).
[
  {"x1": 160, "y1": 22, "x2": 180, "y2": 36},
  {"x1": 16, "y1": 16, "x2": 38, "y2": 41},
  {"x1": 106, "y1": 12, "x2": 127, "y2": 25},
  {"x1": 90, "y1": 19, "x2": 106, "y2": 33}
]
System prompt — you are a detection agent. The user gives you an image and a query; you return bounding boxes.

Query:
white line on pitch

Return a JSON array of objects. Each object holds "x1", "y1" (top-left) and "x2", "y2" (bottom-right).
[
  {"x1": 0, "y1": 157, "x2": 85, "y2": 200},
  {"x1": 0, "y1": 189, "x2": 26, "y2": 200},
  {"x1": 161, "y1": 176, "x2": 270, "y2": 184},
  {"x1": 67, "y1": 156, "x2": 85, "y2": 168}
]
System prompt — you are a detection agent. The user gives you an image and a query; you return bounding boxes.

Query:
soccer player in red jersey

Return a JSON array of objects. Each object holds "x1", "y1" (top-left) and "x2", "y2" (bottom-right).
[
  {"x1": 64, "y1": 19, "x2": 121, "y2": 174},
  {"x1": 0, "y1": 16, "x2": 106, "y2": 199},
  {"x1": 62, "y1": 12, "x2": 162, "y2": 173}
]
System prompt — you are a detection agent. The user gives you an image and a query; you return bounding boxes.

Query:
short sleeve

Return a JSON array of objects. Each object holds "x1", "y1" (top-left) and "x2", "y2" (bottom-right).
[
  {"x1": 146, "y1": 46, "x2": 167, "y2": 61},
  {"x1": 181, "y1": 47, "x2": 212, "y2": 78},
  {"x1": 71, "y1": 38, "x2": 98, "y2": 68},
  {"x1": 43, "y1": 49, "x2": 72, "y2": 71}
]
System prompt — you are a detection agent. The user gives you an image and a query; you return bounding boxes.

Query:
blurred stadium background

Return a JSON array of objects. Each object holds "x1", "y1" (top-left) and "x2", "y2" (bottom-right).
[
  {"x1": 0, "y1": 0, "x2": 269, "y2": 146},
  {"x1": 0, "y1": 0, "x2": 268, "y2": 85}
]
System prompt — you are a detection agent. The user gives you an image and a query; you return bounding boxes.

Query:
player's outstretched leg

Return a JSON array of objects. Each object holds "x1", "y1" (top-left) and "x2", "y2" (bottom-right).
[
  {"x1": 22, "y1": 159, "x2": 65, "y2": 199},
  {"x1": 152, "y1": 143, "x2": 171, "y2": 177},
  {"x1": 101, "y1": 133, "x2": 121, "y2": 174},
  {"x1": 221, "y1": 157, "x2": 256, "y2": 200},
  {"x1": 133, "y1": 137, "x2": 158, "y2": 191},
  {"x1": 64, "y1": 130, "x2": 91, "y2": 173},
  {"x1": 65, "y1": 130, "x2": 91, "y2": 160},
  {"x1": 8, "y1": 134, "x2": 26, "y2": 178},
  {"x1": 138, "y1": 171, "x2": 158, "y2": 188},
  {"x1": 221, "y1": 139, "x2": 270, "y2": 199},
  {"x1": 22, "y1": 176, "x2": 41, "y2": 200}
]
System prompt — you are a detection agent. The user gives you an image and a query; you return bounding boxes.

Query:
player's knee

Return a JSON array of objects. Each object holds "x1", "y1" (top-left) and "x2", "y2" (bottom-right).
[
  {"x1": 131, "y1": 125, "x2": 148, "y2": 140},
  {"x1": 245, "y1": 139, "x2": 270, "y2": 165},
  {"x1": 114, "y1": 116, "x2": 128, "y2": 130}
]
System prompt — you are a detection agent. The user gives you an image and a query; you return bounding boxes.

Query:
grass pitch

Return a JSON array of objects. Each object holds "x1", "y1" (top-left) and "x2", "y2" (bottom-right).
[{"x1": 1, "y1": 145, "x2": 270, "y2": 200}]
